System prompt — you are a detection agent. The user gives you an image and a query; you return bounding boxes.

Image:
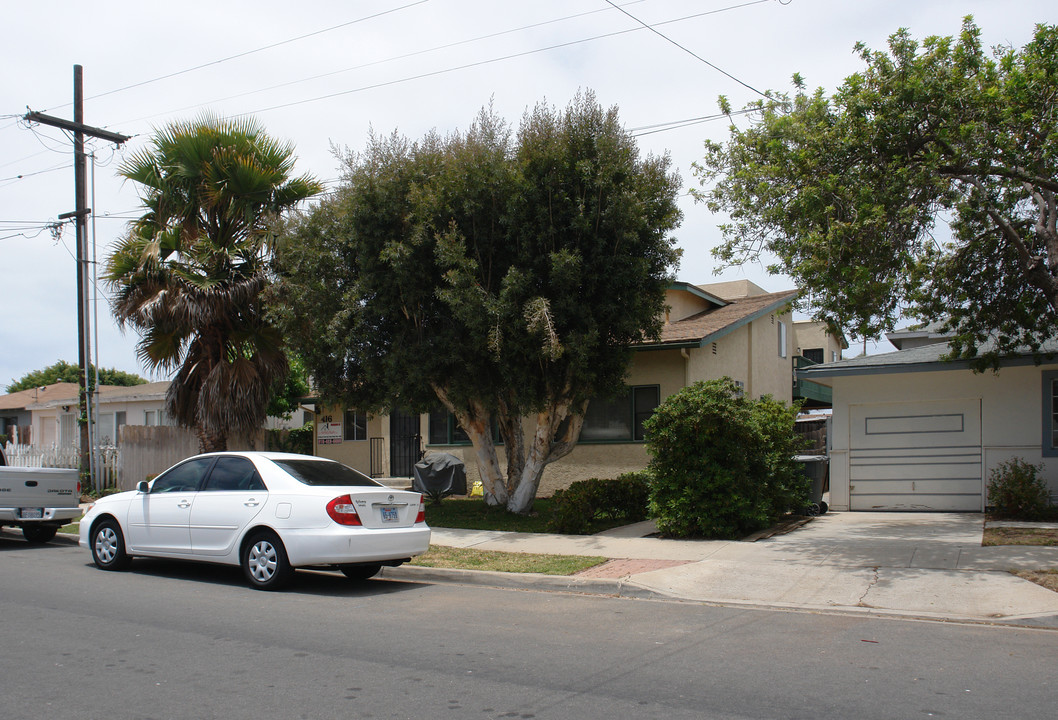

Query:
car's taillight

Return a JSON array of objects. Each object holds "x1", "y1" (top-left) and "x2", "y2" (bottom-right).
[
  {"x1": 415, "y1": 493, "x2": 425, "y2": 523},
  {"x1": 326, "y1": 495, "x2": 362, "y2": 526}
]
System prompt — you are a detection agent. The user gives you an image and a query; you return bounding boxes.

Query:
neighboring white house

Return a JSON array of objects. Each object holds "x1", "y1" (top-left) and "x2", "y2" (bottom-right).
[
  {"x1": 24, "y1": 381, "x2": 172, "y2": 447},
  {"x1": 798, "y1": 339, "x2": 1058, "y2": 512}
]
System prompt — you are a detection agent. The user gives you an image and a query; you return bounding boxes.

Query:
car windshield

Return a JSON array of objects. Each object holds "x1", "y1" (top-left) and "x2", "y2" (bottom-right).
[{"x1": 272, "y1": 459, "x2": 382, "y2": 487}]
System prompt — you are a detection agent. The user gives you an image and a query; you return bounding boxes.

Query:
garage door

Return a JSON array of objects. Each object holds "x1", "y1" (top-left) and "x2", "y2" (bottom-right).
[{"x1": 848, "y1": 399, "x2": 983, "y2": 511}]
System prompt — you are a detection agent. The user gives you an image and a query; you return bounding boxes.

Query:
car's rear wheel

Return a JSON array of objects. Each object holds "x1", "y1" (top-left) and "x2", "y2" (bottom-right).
[
  {"x1": 92, "y1": 519, "x2": 132, "y2": 571},
  {"x1": 339, "y1": 563, "x2": 382, "y2": 581},
  {"x1": 22, "y1": 524, "x2": 58, "y2": 544},
  {"x1": 242, "y1": 531, "x2": 293, "y2": 590}
]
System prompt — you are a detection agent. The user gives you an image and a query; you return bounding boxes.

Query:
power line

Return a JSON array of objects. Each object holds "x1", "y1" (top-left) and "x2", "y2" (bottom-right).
[
  {"x1": 234, "y1": 0, "x2": 776, "y2": 119},
  {"x1": 0, "y1": 148, "x2": 53, "y2": 169},
  {"x1": 603, "y1": 0, "x2": 768, "y2": 97},
  {"x1": 119, "y1": 0, "x2": 775, "y2": 126},
  {"x1": 0, "y1": 161, "x2": 73, "y2": 188},
  {"x1": 117, "y1": 1, "x2": 654, "y2": 126},
  {"x1": 41, "y1": 1, "x2": 431, "y2": 113},
  {"x1": 629, "y1": 107, "x2": 756, "y2": 137}
]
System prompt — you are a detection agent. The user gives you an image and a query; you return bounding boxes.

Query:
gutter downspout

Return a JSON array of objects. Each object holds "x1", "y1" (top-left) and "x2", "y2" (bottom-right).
[{"x1": 680, "y1": 348, "x2": 690, "y2": 387}]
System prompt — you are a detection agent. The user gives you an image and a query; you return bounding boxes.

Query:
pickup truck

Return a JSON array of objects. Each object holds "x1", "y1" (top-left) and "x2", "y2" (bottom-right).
[{"x1": 0, "y1": 446, "x2": 82, "y2": 543}]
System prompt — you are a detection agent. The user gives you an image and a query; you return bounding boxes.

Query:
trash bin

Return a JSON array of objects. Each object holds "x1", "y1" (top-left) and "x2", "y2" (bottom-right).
[
  {"x1": 412, "y1": 452, "x2": 467, "y2": 501},
  {"x1": 793, "y1": 454, "x2": 829, "y2": 515}
]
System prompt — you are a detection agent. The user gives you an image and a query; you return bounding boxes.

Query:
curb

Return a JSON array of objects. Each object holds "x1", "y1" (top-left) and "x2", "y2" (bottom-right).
[
  {"x1": 378, "y1": 564, "x2": 1058, "y2": 630},
  {"x1": 379, "y1": 564, "x2": 672, "y2": 601}
]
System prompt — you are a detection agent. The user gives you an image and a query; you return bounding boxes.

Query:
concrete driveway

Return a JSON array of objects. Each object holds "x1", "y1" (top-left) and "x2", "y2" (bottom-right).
[
  {"x1": 628, "y1": 512, "x2": 1058, "y2": 623},
  {"x1": 425, "y1": 512, "x2": 1058, "y2": 623}
]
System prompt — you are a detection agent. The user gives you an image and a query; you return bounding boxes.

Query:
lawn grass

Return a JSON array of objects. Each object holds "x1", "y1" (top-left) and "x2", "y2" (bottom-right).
[
  {"x1": 409, "y1": 545, "x2": 606, "y2": 575},
  {"x1": 983, "y1": 526, "x2": 1058, "y2": 594},
  {"x1": 1012, "y1": 569, "x2": 1058, "y2": 593},
  {"x1": 982, "y1": 526, "x2": 1058, "y2": 547}
]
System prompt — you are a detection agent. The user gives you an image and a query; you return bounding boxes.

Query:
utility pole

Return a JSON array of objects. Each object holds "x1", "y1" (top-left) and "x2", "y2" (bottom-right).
[{"x1": 24, "y1": 65, "x2": 129, "y2": 490}]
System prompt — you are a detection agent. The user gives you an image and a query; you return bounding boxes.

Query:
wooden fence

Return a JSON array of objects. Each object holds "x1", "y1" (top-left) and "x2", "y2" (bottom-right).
[
  {"x1": 117, "y1": 425, "x2": 201, "y2": 490},
  {"x1": 4, "y1": 426, "x2": 270, "y2": 492},
  {"x1": 116, "y1": 425, "x2": 265, "y2": 490}
]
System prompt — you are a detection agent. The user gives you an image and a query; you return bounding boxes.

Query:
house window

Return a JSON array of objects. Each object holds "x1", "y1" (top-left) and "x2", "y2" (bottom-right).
[
  {"x1": 778, "y1": 321, "x2": 788, "y2": 358},
  {"x1": 144, "y1": 410, "x2": 155, "y2": 426},
  {"x1": 581, "y1": 385, "x2": 660, "y2": 442},
  {"x1": 343, "y1": 410, "x2": 367, "y2": 441},
  {"x1": 802, "y1": 348, "x2": 824, "y2": 364},
  {"x1": 1043, "y1": 371, "x2": 1058, "y2": 457},
  {"x1": 428, "y1": 409, "x2": 471, "y2": 445}
]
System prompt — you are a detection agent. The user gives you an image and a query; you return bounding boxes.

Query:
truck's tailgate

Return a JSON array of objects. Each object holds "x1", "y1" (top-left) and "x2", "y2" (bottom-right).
[{"x1": 0, "y1": 467, "x2": 80, "y2": 511}]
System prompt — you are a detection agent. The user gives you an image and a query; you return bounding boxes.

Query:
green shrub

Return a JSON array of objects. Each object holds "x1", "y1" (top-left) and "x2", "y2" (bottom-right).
[
  {"x1": 547, "y1": 473, "x2": 651, "y2": 534},
  {"x1": 987, "y1": 458, "x2": 1050, "y2": 520},
  {"x1": 266, "y1": 422, "x2": 314, "y2": 455},
  {"x1": 644, "y1": 378, "x2": 807, "y2": 539}
]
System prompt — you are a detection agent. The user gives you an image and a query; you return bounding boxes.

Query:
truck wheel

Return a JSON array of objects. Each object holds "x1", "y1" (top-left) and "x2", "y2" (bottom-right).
[
  {"x1": 92, "y1": 519, "x2": 132, "y2": 571},
  {"x1": 22, "y1": 525, "x2": 58, "y2": 544}
]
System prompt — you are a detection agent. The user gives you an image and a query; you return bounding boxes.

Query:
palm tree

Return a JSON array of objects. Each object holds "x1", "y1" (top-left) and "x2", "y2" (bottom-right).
[{"x1": 105, "y1": 115, "x2": 321, "y2": 452}]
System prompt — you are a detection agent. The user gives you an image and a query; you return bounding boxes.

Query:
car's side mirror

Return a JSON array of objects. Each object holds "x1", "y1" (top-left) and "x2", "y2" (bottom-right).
[{"x1": 137, "y1": 481, "x2": 150, "y2": 493}]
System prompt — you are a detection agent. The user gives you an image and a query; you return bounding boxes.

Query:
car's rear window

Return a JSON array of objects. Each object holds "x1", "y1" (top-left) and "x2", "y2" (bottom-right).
[{"x1": 272, "y1": 459, "x2": 382, "y2": 487}]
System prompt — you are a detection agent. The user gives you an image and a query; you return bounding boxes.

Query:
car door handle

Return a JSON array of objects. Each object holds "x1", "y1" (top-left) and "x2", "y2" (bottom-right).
[
  {"x1": 244, "y1": 500, "x2": 259, "y2": 507},
  {"x1": 177, "y1": 500, "x2": 191, "y2": 508}
]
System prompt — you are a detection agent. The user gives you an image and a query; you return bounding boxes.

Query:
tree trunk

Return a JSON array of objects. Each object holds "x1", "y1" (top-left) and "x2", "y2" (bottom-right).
[
  {"x1": 196, "y1": 427, "x2": 227, "y2": 454},
  {"x1": 505, "y1": 397, "x2": 586, "y2": 515},
  {"x1": 496, "y1": 397, "x2": 525, "y2": 499},
  {"x1": 432, "y1": 385, "x2": 587, "y2": 514},
  {"x1": 432, "y1": 384, "x2": 507, "y2": 506}
]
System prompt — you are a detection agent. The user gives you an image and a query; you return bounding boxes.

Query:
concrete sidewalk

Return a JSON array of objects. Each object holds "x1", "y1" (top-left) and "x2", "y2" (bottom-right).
[{"x1": 409, "y1": 512, "x2": 1058, "y2": 626}]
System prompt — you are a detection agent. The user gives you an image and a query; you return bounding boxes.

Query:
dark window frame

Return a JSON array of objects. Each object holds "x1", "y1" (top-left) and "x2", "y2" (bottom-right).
[
  {"x1": 427, "y1": 409, "x2": 502, "y2": 446},
  {"x1": 1042, "y1": 370, "x2": 1058, "y2": 457},
  {"x1": 343, "y1": 409, "x2": 367, "y2": 442},
  {"x1": 580, "y1": 384, "x2": 660, "y2": 444}
]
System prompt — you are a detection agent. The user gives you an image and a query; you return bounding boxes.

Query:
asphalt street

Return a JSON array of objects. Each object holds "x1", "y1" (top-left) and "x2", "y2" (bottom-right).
[{"x1": 2, "y1": 530, "x2": 1056, "y2": 720}]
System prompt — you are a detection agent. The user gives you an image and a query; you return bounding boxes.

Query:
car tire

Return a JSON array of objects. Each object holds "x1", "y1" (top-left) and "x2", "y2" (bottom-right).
[
  {"x1": 92, "y1": 518, "x2": 132, "y2": 571},
  {"x1": 22, "y1": 524, "x2": 58, "y2": 544},
  {"x1": 340, "y1": 563, "x2": 383, "y2": 581},
  {"x1": 242, "y1": 531, "x2": 293, "y2": 591}
]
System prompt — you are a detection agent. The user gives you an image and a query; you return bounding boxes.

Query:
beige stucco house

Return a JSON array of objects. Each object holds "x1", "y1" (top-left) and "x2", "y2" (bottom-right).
[
  {"x1": 798, "y1": 339, "x2": 1058, "y2": 512},
  {"x1": 315, "y1": 280, "x2": 842, "y2": 495}
]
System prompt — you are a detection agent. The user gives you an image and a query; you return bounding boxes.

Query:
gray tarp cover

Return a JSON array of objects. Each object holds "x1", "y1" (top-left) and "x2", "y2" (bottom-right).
[{"x1": 412, "y1": 453, "x2": 467, "y2": 497}]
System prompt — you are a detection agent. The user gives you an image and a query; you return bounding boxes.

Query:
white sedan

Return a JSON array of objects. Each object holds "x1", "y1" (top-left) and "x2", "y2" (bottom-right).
[{"x1": 79, "y1": 451, "x2": 430, "y2": 590}]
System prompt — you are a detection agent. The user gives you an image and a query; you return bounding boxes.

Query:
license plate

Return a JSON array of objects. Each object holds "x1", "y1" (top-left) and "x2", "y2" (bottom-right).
[
  {"x1": 380, "y1": 507, "x2": 399, "y2": 523},
  {"x1": 21, "y1": 508, "x2": 43, "y2": 520}
]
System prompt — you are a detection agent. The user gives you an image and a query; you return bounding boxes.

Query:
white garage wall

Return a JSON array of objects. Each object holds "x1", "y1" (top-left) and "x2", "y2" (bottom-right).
[{"x1": 828, "y1": 362, "x2": 1058, "y2": 511}]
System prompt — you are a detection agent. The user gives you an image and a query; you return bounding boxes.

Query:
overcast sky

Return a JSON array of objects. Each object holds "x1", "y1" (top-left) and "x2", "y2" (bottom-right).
[{"x1": 1, "y1": 0, "x2": 1052, "y2": 389}]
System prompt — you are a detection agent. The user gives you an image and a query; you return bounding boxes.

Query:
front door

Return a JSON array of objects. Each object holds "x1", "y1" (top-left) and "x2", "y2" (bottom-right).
[{"x1": 389, "y1": 410, "x2": 421, "y2": 478}]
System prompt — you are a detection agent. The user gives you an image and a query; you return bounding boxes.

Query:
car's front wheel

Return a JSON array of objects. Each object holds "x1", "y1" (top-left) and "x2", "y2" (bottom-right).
[
  {"x1": 339, "y1": 563, "x2": 382, "y2": 581},
  {"x1": 92, "y1": 518, "x2": 132, "y2": 571},
  {"x1": 22, "y1": 524, "x2": 58, "y2": 544},
  {"x1": 242, "y1": 531, "x2": 293, "y2": 590}
]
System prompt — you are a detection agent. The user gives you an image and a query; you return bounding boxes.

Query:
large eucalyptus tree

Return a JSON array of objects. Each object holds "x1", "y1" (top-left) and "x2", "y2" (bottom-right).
[{"x1": 273, "y1": 92, "x2": 682, "y2": 513}]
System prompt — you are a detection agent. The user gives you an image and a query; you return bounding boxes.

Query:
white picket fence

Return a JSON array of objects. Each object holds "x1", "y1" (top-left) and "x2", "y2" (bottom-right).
[{"x1": 2, "y1": 442, "x2": 120, "y2": 492}]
